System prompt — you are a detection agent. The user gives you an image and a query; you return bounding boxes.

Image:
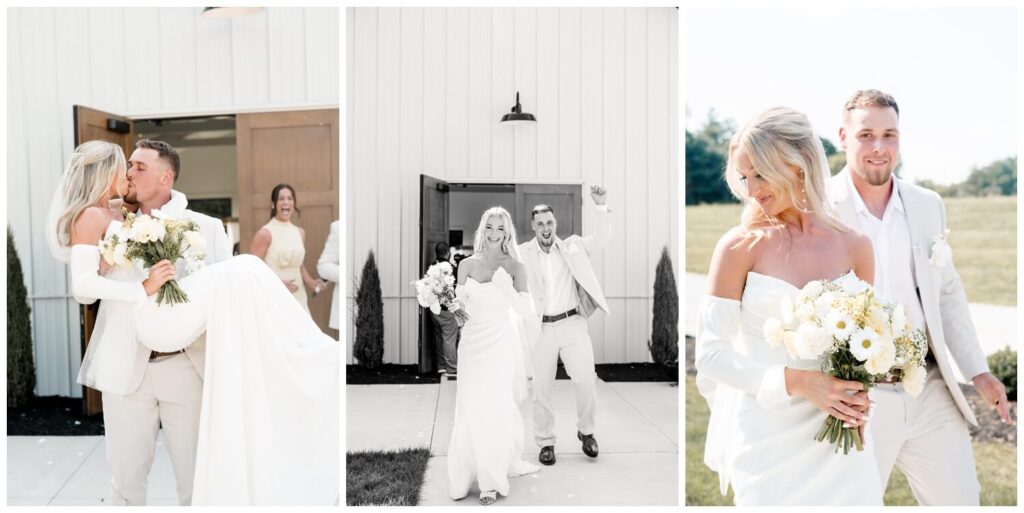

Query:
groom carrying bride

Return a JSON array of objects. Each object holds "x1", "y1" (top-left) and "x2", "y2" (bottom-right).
[
  {"x1": 81, "y1": 139, "x2": 231, "y2": 505},
  {"x1": 518, "y1": 185, "x2": 611, "y2": 465}
]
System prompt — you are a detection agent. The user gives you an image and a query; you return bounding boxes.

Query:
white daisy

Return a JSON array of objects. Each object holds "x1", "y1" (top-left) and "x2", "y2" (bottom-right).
[
  {"x1": 849, "y1": 327, "x2": 882, "y2": 361},
  {"x1": 824, "y1": 310, "x2": 855, "y2": 341}
]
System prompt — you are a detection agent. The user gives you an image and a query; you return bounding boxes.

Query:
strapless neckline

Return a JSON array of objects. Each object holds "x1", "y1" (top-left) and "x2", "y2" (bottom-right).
[
  {"x1": 746, "y1": 269, "x2": 855, "y2": 291},
  {"x1": 466, "y1": 266, "x2": 511, "y2": 286}
]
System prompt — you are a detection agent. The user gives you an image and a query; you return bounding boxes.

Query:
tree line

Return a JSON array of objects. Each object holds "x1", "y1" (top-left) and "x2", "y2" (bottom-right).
[{"x1": 686, "y1": 111, "x2": 1016, "y2": 204}]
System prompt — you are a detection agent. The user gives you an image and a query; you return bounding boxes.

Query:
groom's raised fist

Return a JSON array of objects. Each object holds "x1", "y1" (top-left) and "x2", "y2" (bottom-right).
[{"x1": 589, "y1": 185, "x2": 607, "y2": 206}]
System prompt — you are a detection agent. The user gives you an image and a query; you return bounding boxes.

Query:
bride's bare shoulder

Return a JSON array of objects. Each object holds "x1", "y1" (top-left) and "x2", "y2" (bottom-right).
[
  {"x1": 70, "y1": 206, "x2": 113, "y2": 246},
  {"x1": 707, "y1": 225, "x2": 757, "y2": 300}
]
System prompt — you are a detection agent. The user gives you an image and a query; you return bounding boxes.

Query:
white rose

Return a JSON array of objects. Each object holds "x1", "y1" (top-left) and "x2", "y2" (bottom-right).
[
  {"x1": 836, "y1": 272, "x2": 869, "y2": 295},
  {"x1": 183, "y1": 231, "x2": 206, "y2": 251},
  {"x1": 763, "y1": 318, "x2": 785, "y2": 348},
  {"x1": 130, "y1": 217, "x2": 166, "y2": 243},
  {"x1": 901, "y1": 364, "x2": 927, "y2": 397},
  {"x1": 782, "y1": 331, "x2": 799, "y2": 360},
  {"x1": 929, "y1": 235, "x2": 953, "y2": 268},
  {"x1": 813, "y1": 292, "x2": 836, "y2": 320},
  {"x1": 113, "y1": 242, "x2": 131, "y2": 268},
  {"x1": 796, "y1": 302, "x2": 816, "y2": 323},
  {"x1": 794, "y1": 322, "x2": 828, "y2": 360}
]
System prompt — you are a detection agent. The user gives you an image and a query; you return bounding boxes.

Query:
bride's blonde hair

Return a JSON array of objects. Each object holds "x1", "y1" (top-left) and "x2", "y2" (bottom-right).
[
  {"x1": 724, "y1": 106, "x2": 843, "y2": 240},
  {"x1": 53, "y1": 140, "x2": 127, "y2": 246},
  {"x1": 472, "y1": 206, "x2": 520, "y2": 259}
]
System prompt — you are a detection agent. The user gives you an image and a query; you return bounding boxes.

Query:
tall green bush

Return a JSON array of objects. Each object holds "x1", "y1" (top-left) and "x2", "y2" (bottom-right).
[
  {"x1": 354, "y1": 250, "x2": 384, "y2": 369},
  {"x1": 987, "y1": 348, "x2": 1016, "y2": 401},
  {"x1": 8, "y1": 226, "x2": 36, "y2": 408},
  {"x1": 648, "y1": 246, "x2": 679, "y2": 366}
]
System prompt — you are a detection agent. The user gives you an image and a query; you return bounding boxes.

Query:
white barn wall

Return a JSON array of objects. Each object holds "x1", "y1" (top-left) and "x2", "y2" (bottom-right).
[
  {"x1": 7, "y1": 7, "x2": 339, "y2": 397},
  {"x1": 346, "y1": 7, "x2": 678, "y2": 365}
]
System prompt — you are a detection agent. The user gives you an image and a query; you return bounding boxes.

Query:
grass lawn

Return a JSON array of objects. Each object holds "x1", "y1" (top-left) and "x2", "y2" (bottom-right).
[
  {"x1": 685, "y1": 196, "x2": 1017, "y2": 305},
  {"x1": 346, "y1": 447, "x2": 432, "y2": 506},
  {"x1": 684, "y1": 375, "x2": 1018, "y2": 506}
]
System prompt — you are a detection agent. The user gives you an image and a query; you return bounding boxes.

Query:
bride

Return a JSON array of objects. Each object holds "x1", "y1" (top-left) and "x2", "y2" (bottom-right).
[
  {"x1": 447, "y1": 206, "x2": 541, "y2": 505},
  {"x1": 695, "y1": 107, "x2": 882, "y2": 505},
  {"x1": 47, "y1": 140, "x2": 338, "y2": 505}
]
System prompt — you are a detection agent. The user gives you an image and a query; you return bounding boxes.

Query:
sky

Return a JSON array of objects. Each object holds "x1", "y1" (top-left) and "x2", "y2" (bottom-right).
[{"x1": 685, "y1": 6, "x2": 1018, "y2": 185}]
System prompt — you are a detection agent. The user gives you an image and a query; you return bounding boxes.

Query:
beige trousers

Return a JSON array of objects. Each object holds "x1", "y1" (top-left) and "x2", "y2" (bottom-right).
[
  {"x1": 102, "y1": 353, "x2": 203, "y2": 506},
  {"x1": 531, "y1": 315, "x2": 597, "y2": 448},
  {"x1": 870, "y1": 366, "x2": 980, "y2": 505}
]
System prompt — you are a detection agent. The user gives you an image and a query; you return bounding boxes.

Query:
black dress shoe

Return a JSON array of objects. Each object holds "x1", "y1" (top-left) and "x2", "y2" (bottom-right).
[
  {"x1": 539, "y1": 445, "x2": 556, "y2": 465},
  {"x1": 578, "y1": 432, "x2": 599, "y2": 458}
]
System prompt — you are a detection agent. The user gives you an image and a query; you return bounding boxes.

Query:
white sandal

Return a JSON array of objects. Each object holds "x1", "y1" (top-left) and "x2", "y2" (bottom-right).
[{"x1": 479, "y1": 490, "x2": 497, "y2": 505}]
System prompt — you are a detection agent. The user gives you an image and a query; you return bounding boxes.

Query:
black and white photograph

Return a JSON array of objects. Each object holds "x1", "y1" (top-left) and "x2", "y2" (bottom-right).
[{"x1": 344, "y1": 6, "x2": 680, "y2": 507}]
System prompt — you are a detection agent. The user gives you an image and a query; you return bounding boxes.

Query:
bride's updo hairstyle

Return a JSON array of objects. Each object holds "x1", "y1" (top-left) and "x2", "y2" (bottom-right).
[
  {"x1": 472, "y1": 206, "x2": 520, "y2": 259},
  {"x1": 52, "y1": 140, "x2": 127, "y2": 247},
  {"x1": 724, "y1": 106, "x2": 841, "y2": 239}
]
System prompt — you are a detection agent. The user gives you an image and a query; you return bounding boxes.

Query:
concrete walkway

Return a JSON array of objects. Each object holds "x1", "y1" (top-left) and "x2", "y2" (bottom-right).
[
  {"x1": 347, "y1": 378, "x2": 679, "y2": 506},
  {"x1": 6, "y1": 433, "x2": 180, "y2": 506},
  {"x1": 685, "y1": 272, "x2": 1016, "y2": 381}
]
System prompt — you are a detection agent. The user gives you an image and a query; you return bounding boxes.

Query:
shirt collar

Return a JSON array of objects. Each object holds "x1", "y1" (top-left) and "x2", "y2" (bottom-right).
[
  {"x1": 156, "y1": 190, "x2": 189, "y2": 219},
  {"x1": 846, "y1": 170, "x2": 904, "y2": 218}
]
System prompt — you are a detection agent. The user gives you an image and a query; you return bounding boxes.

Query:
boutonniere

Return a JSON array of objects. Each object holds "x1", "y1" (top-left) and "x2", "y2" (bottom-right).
[{"x1": 929, "y1": 230, "x2": 952, "y2": 268}]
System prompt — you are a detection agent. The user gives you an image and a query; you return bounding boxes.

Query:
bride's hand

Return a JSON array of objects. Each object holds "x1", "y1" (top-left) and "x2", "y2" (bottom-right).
[
  {"x1": 143, "y1": 260, "x2": 176, "y2": 296},
  {"x1": 785, "y1": 368, "x2": 870, "y2": 426}
]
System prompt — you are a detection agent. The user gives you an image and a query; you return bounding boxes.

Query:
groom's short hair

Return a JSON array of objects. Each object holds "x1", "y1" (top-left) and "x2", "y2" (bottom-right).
[
  {"x1": 135, "y1": 139, "x2": 181, "y2": 182},
  {"x1": 531, "y1": 204, "x2": 555, "y2": 220},
  {"x1": 844, "y1": 89, "x2": 900, "y2": 119}
]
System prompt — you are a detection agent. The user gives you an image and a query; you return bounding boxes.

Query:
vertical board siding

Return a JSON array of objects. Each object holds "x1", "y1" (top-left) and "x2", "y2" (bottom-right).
[
  {"x1": 347, "y1": 7, "x2": 678, "y2": 364},
  {"x1": 8, "y1": 7, "x2": 339, "y2": 397}
]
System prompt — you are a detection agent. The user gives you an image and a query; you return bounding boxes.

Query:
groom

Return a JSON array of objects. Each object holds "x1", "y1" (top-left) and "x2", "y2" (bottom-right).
[
  {"x1": 828, "y1": 90, "x2": 1013, "y2": 505},
  {"x1": 518, "y1": 185, "x2": 611, "y2": 465},
  {"x1": 99, "y1": 139, "x2": 231, "y2": 505}
]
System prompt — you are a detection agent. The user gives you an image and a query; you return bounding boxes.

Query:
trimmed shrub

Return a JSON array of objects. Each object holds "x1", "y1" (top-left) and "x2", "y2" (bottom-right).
[
  {"x1": 354, "y1": 250, "x2": 384, "y2": 369},
  {"x1": 987, "y1": 348, "x2": 1016, "y2": 401},
  {"x1": 8, "y1": 226, "x2": 36, "y2": 408},
  {"x1": 648, "y1": 246, "x2": 679, "y2": 366}
]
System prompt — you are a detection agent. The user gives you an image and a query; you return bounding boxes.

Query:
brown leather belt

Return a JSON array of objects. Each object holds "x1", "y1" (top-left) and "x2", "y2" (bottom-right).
[
  {"x1": 542, "y1": 308, "x2": 578, "y2": 323},
  {"x1": 875, "y1": 368, "x2": 903, "y2": 384},
  {"x1": 149, "y1": 349, "x2": 185, "y2": 361}
]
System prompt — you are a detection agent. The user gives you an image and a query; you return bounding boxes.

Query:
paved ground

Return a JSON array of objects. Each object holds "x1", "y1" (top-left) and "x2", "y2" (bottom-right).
[
  {"x1": 6, "y1": 433, "x2": 180, "y2": 506},
  {"x1": 347, "y1": 379, "x2": 679, "y2": 506}
]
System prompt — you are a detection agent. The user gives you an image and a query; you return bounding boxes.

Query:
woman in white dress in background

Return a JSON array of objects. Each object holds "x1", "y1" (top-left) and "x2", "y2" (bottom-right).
[
  {"x1": 48, "y1": 140, "x2": 338, "y2": 505},
  {"x1": 695, "y1": 107, "x2": 881, "y2": 505},
  {"x1": 447, "y1": 206, "x2": 541, "y2": 505}
]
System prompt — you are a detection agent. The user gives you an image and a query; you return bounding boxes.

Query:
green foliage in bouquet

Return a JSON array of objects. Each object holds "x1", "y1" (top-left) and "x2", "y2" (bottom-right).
[
  {"x1": 987, "y1": 348, "x2": 1017, "y2": 401},
  {"x1": 649, "y1": 247, "x2": 679, "y2": 367},
  {"x1": 7, "y1": 227, "x2": 36, "y2": 408},
  {"x1": 354, "y1": 250, "x2": 384, "y2": 369}
]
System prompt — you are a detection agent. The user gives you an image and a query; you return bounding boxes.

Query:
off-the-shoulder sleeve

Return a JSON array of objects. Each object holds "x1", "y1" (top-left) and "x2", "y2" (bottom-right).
[
  {"x1": 695, "y1": 295, "x2": 790, "y2": 410},
  {"x1": 70, "y1": 245, "x2": 147, "y2": 304}
]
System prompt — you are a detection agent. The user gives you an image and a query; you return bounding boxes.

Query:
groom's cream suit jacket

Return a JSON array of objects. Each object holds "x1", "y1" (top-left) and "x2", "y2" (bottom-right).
[
  {"x1": 76, "y1": 190, "x2": 232, "y2": 395},
  {"x1": 829, "y1": 169, "x2": 989, "y2": 426},
  {"x1": 517, "y1": 204, "x2": 612, "y2": 319}
]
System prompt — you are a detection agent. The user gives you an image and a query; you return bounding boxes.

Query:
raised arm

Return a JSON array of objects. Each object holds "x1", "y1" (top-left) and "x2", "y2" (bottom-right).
[{"x1": 579, "y1": 185, "x2": 612, "y2": 254}]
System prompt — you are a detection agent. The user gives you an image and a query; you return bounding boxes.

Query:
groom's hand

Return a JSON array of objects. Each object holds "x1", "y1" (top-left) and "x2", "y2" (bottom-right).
[
  {"x1": 589, "y1": 185, "x2": 607, "y2": 206},
  {"x1": 972, "y1": 372, "x2": 1015, "y2": 424}
]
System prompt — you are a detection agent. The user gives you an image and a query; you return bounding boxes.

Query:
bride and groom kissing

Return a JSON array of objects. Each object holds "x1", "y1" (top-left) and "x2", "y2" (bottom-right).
[
  {"x1": 47, "y1": 139, "x2": 339, "y2": 505},
  {"x1": 696, "y1": 90, "x2": 1014, "y2": 506},
  {"x1": 444, "y1": 185, "x2": 611, "y2": 505}
]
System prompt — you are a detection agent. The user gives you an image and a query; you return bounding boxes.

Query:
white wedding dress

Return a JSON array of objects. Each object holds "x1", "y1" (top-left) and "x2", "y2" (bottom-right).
[
  {"x1": 447, "y1": 267, "x2": 540, "y2": 500},
  {"x1": 70, "y1": 222, "x2": 339, "y2": 506},
  {"x1": 696, "y1": 272, "x2": 882, "y2": 506}
]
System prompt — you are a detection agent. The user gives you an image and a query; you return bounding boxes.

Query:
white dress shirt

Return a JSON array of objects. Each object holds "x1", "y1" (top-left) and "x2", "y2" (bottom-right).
[
  {"x1": 538, "y1": 243, "x2": 579, "y2": 316},
  {"x1": 847, "y1": 172, "x2": 926, "y2": 334}
]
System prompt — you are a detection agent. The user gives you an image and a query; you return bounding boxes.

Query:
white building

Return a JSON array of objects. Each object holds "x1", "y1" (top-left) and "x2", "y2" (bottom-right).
[
  {"x1": 7, "y1": 7, "x2": 340, "y2": 404},
  {"x1": 345, "y1": 7, "x2": 679, "y2": 368}
]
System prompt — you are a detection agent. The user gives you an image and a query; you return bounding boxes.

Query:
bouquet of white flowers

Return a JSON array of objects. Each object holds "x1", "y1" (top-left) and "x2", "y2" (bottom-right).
[
  {"x1": 412, "y1": 262, "x2": 469, "y2": 325},
  {"x1": 98, "y1": 208, "x2": 206, "y2": 305},
  {"x1": 763, "y1": 272, "x2": 929, "y2": 454}
]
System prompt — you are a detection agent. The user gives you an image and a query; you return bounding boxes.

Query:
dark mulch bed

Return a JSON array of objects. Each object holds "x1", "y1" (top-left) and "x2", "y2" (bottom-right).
[
  {"x1": 346, "y1": 447, "x2": 432, "y2": 506},
  {"x1": 347, "y1": 365, "x2": 442, "y2": 385},
  {"x1": 347, "y1": 362, "x2": 677, "y2": 385},
  {"x1": 686, "y1": 336, "x2": 1016, "y2": 444},
  {"x1": 7, "y1": 396, "x2": 105, "y2": 436}
]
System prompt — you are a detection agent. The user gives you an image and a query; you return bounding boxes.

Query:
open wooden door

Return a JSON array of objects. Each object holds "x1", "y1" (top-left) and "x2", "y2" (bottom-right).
[
  {"x1": 236, "y1": 109, "x2": 339, "y2": 335},
  {"x1": 74, "y1": 105, "x2": 134, "y2": 415},
  {"x1": 419, "y1": 174, "x2": 450, "y2": 373},
  {"x1": 513, "y1": 184, "x2": 582, "y2": 240}
]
